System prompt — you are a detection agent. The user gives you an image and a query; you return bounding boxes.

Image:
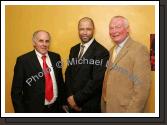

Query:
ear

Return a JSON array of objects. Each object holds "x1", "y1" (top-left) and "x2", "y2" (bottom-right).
[
  {"x1": 93, "y1": 29, "x2": 95, "y2": 36},
  {"x1": 32, "y1": 41, "x2": 35, "y2": 47},
  {"x1": 126, "y1": 26, "x2": 130, "y2": 33}
]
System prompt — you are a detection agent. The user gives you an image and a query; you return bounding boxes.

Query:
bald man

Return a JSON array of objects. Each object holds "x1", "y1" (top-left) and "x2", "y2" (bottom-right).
[
  {"x1": 101, "y1": 16, "x2": 151, "y2": 113},
  {"x1": 11, "y1": 30, "x2": 65, "y2": 113},
  {"x1": 65, "y1": 17, "x2": 109, "y2": 112}
]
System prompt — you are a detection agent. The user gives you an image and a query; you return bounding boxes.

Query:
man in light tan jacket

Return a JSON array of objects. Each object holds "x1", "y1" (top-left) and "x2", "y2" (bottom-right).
[{"x1": 101, "y1": 16, "x2": 151, "y2": 113}]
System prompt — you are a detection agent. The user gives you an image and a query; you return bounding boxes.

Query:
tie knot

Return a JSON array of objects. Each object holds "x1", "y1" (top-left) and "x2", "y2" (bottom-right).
[
  {"x1": 115, "y1": 45, "x2": 119, "y2": 49},
  {"x1": 114, "y1": 45, "x2": 119, "y2": 53},
  {"x1": 42, "y1": 55, "x2": 46, "y2": 60},
  {"x1": 81, "y1": 45, "x2": 85, "y2": 48}
]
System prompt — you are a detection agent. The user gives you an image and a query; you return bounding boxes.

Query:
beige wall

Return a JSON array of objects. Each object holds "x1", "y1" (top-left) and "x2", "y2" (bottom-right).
[{"x1": 5, "y1": 5, "x2": 155, "y2": 113}]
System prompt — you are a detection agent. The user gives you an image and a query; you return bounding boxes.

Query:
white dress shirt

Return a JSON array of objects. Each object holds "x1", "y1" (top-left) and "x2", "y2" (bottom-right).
[
  {"x1": 113, "y1": 36, "x2": 129, "y2": 60},
  {"x1": 35, "y1": 50, "x2": 58, "y2": 105}
]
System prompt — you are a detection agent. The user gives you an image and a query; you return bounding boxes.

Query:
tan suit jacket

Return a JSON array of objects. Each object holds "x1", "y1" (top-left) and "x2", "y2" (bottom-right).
[{"x1": 101, "y1": 37, "x2": 151, "y2": 113}]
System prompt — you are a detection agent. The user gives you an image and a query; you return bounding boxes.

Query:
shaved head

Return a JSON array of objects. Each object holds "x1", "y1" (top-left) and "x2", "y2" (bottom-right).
[{"x1": 78, "y1": 17, "x2": 95, "y2": 29}]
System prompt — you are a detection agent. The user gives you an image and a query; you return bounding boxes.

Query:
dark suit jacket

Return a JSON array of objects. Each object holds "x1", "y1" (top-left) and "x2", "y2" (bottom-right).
[
  {"x1": 11, "y1": 50, "x2": 65, "y2": 113},
  {"x1": 65, "y1": 39, "x2": 109, "y2": 112}
]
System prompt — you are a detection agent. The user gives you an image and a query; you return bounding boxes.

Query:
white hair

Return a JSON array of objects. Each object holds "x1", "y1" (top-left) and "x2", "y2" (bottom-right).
[
  {"x1": 110, "y1": 16, "x2": 129, "y2": 28},
  {"x1": 32, "y1": 30, "x2": 51, "y2": 42}
]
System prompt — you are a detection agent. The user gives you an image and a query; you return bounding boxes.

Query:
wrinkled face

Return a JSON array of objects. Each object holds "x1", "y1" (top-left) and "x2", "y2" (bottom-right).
[
  {"x1": 109, "y1": 18, "x2": 129, "y2": 44},
  {"x1": 78, "y1": 20, "x2": 94, "y2": 44},
  {"x1": 33, "y1": 31, "x2": 50, "y2": 55}
]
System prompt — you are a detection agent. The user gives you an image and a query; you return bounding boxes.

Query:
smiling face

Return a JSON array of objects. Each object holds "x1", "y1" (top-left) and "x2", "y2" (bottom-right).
[
  {"x1": 109, "y1": 17, "x2": 129, "y2": 44},
  {"x1": 33, "y1": 31, "x2": 50, "y2": 55},
  {"x1": 78, "y1": 18, "x2": 94, "y2": 44}
]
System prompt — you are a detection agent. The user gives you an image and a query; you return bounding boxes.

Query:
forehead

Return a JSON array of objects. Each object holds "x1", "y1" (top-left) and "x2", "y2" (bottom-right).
[
  {"x1": 79, "y1": 19, "x2": 93, "y2": 27},
  {"x1": 36, "y1": 31, "x2": 49, "y2": 38},
  {"x1": 110, "y1": 18, "x2": 124, "y2": 26}
]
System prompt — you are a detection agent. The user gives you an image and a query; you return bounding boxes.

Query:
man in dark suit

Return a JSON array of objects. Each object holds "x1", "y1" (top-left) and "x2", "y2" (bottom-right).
[
  {"x1": 65, "y1": 17, "x2": 109, "y2": 112},
  {"x1": 11, "y1": 30, "x2": 65, "y2": 113}
]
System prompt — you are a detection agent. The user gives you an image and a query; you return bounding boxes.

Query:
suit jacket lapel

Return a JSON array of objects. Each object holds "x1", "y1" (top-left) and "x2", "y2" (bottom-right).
[
  {"x1": 75, "y1": 40, "x2": 96, "y2": 73},
  {"x1": 73, "y1": 45, "x2": 80, "y2": 58},
  {"x1": 82, "y1": 40, "x2": 95, "y2": 59},
  {"x1": 48, "y1": 52, "x2": 58, "y2": 79},
  {"x1": 30, "y1": 50, "x2": 45, "y2": 94},
  {"x1": 113, "y1": 47, "x2": 128, "y2": 65},
  {"x1": 112, "y1": 37, "x2": 132, "y2": 65},
  {"x1": 72, "y1": 45, "x2": 80, "y2": 75},
  {"x1": 31, "y1": 50, "x2": 43, "y2": 72}
]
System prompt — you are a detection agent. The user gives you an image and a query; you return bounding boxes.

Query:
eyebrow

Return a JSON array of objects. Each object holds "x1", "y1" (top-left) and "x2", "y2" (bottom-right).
[{"x1": 38, "y1": 39, "x2": 50, "y2": 42}]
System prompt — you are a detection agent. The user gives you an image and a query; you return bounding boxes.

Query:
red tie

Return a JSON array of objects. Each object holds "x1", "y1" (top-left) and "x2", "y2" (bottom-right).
[{"x1": 42, "y1": 55, "x2": 53, "y2": 102}]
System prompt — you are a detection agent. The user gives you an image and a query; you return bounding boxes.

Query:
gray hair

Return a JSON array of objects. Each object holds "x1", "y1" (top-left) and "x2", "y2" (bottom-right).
[
  {"x1": 32, "y1": 30, "x2": 51, "y2": 42},
  {"x1": 110, "y1": 16, "x2": 129, "y2": 28}
]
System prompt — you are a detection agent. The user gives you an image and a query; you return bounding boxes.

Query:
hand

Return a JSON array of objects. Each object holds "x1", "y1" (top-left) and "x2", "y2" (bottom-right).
[
  {"x1": 67, "y1": 95, "x2": 76, "y2": 108},
  {"x1": 73, "y1": 105, "x2": 82, "y2": 112},
  {"x1": 62, "y1": 105, "x2": 70, "y2": 113},
  {"x1": 67, "y1": 95, "x2": 82, "y2": 112}
]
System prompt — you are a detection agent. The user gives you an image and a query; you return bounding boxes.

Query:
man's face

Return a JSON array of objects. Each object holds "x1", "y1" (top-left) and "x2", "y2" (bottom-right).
[
  {"x1": 33, "y1": 31, "x2": 50, "y2": 55},
  {"x1": 109, "y1": 18, "x2": 129, "y2": 44},
  {"x1": 78, "y1": 20, "x2": 94, "y2": 44}
]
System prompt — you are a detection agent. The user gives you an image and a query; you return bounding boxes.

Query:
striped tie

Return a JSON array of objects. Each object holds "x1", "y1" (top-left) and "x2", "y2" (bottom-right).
[{"x1": 78, "y1": 45, "x2": 85, "y2": 59}]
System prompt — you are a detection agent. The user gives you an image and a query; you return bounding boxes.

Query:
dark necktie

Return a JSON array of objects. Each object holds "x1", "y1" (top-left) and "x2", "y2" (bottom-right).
[
  {"x1": 42, "y1": 55, "x2": 53, "y2": 102},
  {"x1": 78, "y1": 45, "x2": 85, "y2": 59}
]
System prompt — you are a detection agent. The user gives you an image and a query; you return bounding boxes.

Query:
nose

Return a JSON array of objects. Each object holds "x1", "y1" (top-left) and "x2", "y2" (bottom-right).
[
  {"x1": 82, "y1": 30, "x2": 88, "y2": 35},
  {"x1": 111, "y1": 27, "x2": 117, "y2": 33},
  {"x1": 43, "y1": 40, "x2": 48, "y2": 46}
]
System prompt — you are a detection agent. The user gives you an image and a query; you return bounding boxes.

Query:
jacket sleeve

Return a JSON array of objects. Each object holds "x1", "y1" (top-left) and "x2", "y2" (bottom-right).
[
  {"x1": 55, "y1": 54, "x2": 66, "y2": 106},
  {"x1": 11, "y1": 57, "x2": 25, "y2": 112},
  {"x1": 126, "y1": 45, "x2": 151, "y2": 112},
  {"x1": 65, "y1": 48, "x2": 74, "y2": 98}
]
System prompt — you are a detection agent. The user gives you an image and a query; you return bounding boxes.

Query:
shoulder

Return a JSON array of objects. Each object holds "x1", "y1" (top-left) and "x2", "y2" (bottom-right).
[
  {"x1": 17, "y1": 50, "x2": 34, "y2": 61},
  {"x1": 128, "y1": 39, "x2": 149, "y2": 57},
  {"x1": 71, "y1": 43, "x2": 80, "y2": 50},
  {"x1": 68, "y1": 43, "x2": 80, "y2": 54},
  {"x1": 93, "y1": 40, "x2": 109, "y2": 54},
  {"x1": 130, "y1": 39, "x2": 148, "y2": 52},
  {"x1": 48, "y1": 51, "x2": 61, "y2": 59}
]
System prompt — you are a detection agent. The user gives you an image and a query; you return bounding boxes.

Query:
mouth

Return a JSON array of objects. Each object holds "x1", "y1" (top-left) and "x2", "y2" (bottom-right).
[
  {"x1": 82, "y1": 37, "x2": 89, "y2": 41},
  {"x1": 112, "y1": 34, "x2": 120, "y2": 38},
  {"x1": 82, "y1": 36, "x2": 88, "y2": 38},
  {"x1": 41, "y1": 48, "x2": 47, "y2": 50}
]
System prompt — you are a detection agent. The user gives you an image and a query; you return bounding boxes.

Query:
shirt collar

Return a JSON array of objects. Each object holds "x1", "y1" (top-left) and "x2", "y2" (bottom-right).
[
  {"x1": 80, "y1": 38, "x2": 94, "y2": 48},
  {"x1": 35, "y1": 49, "x2": 48, "y2": 58},
  {"x1": 117, "y1": 36, "x2": 129, "y2": 49}
]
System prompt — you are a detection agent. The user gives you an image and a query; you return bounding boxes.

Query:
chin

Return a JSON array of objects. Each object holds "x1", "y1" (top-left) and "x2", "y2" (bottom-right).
[
  {"x1": 82, "y1": 38, "x2": 91, "y2": 43},
  {"x1": 81, "y1": 40, "x2": 88, "y2": 43},
  {"x1": 40, "y1": 51, "x2": 47, "y2": 55},
  {"x1": 83, "y1": 41, "x2": 89, "y2": 43}
]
